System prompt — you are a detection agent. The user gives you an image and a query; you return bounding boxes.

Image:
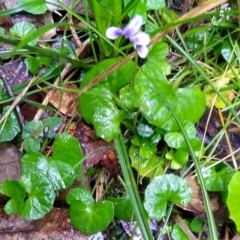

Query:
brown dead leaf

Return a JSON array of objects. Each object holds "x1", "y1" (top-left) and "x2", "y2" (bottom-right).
[
  {"x1": 0, "y1": 207, "x2": 88, "y2": 239},
  {"x1": 102, "y1": 150, "x2": 119, "y2": 179},
  {"x1": 0, "y1": 142, "x2": 21, "y2": 204},
  {"x1": 49, "y1": 83, "x2": 78, "y2": 117},
  {"x1": 183, "y1": 176, "x2": 229, "y2": 223}
]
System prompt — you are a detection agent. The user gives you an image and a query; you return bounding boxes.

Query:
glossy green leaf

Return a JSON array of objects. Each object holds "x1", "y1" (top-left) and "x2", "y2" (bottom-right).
[
  {"x1": 9, "y1": 21, "x2": 38, "y2": 46},
  {"x1": 190, "y1": 218, "x2": 203, "y2": 233},
  {"x1": 42, "y1": 116, "x2": 62, "y2": 129},
  {"x1": 171, "y1": 222, "x2": 189, "y2": 240},
  {"x1": 166, "y1": 149, "x2": 188, "y2": 170},
  {"x1": 69, "y1": 200, "x2": 114, "y2": 235},
  {"x1": 119, "y1": 85, "x2": 136, "y2": 111},
  {"x1": 221, "y1": 40, "x2": 233, "y2": 62},
  {"x1": 137, "y1": 124, "x2": 154, "y2": 138},
  {"x1": 22, "y1": 150, "x2": 75, "y2": 190},
  {"x1": 201, "y1": 162, "x2": 234, "y2": 192},
  {"x1": 18, "y1": 0, "x2": 48, "y2": 14},
  {"x1": 130, "y1": 145, "x2": 163, "y2": 178},
  {"x1": 79, "y1": 58, "x2": 134, "y2": 142},
  {"x1": 0, "y1": 106, "x2": 21, "y2": 142},
  {"x1": 25, "y1": 56, "x2": 40, "y2": 74},
  {"x1": 52, "y1": 132, "x2": 83, "y2": 175},
  {"x1": 164, "y1": 132, "x2": 184, "y2": 149},
  {"x1": 0, "y1": 180, "x2": 25, "y2": 215},
  {"x1": 146, "y1": 0, "x2": 166, "y2": 10},
  {"x1": 23, "y1": 137, "x2": 40, "y2": 152},
  {"x1": 107, "y1": 195, "x2": 134, "y2": 221},
  {"x1": 227, "y1": 171, "x2": 240, "y2": 232},
  {"x1": 22, "y1": 120, "x2": 44, "y2": 138},
  {"x1": 144, "y1": 174, "x2": 192, "y2": 220},
  {"x1": 18, "y1": 173, "x2": 55, "y2": 220},
  {"x1": 66, "y1": 187, "x2": 95, "y2": 206}
]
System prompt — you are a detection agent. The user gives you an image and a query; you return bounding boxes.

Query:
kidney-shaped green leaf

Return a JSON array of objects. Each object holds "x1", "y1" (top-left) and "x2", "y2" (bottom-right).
[
  {"x1": 0, "y1": 180, "x2": 25, "y2": 215},
  {"x1": 18, "y1": 173, "x2": 55, "y2": 220},
  {"x1": 201, "y1": 162, "x2": 234, "y2": 192},
  {"x1": 227, "y1": 171, "x2": 240, "y2": 232},
  {"x1": 69, "y1": 200, "x2": 114, "y2": 235},
  {"x1": 144, "y1": 174, "x2": 192, "y2": 220},
  {"x1": 66, "y1": 187, "x2": 95, "y2": 206},
  {"x1": 0, "y1": 106, "x2": 21, "y2": 142}
]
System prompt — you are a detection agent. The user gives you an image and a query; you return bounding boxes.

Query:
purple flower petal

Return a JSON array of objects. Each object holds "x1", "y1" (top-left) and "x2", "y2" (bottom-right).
[
  {"x1": 122, "y1": 15, "x2": 143, "y2": 39},
  {"x1": 130, "y1": 32, "x2": 150, "y2": 46},
  {"x1": 137, "y1": 45, "x2": 149, "y2": 58},
  {"x1": 106, "y1": 27, "x2": 123, "y2": 40}
]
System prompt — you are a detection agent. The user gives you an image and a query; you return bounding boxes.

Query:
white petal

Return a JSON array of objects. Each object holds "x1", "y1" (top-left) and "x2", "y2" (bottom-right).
[
  {"x1": 106, "y1": 27, "x2": 123, "y2": 40},
  {"x1": 137, "y1": 45, "x2": 149, "y2": 58},
  {"x1": 123, "y1": 15, "x2": 143, "y2": 38},
  {"x1": 130, "y1": 32, "x2": 150, "y2": 46}
]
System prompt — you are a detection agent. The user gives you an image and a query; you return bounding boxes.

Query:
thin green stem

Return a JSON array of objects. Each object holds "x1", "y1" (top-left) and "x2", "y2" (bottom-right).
[{"x1": 115, "y1": 134, "x2": 153, "y2": 240}]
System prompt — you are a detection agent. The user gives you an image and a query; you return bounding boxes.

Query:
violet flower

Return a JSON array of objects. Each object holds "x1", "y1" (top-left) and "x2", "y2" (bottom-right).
[{"x1": 106, "y1": 15, "x2": 150, "y2": 58}]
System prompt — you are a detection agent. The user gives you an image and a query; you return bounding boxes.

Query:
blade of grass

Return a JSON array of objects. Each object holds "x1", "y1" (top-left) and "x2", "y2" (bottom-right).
[{"x1": 115, "y1": 134, "x2": 153, "y2": 240}]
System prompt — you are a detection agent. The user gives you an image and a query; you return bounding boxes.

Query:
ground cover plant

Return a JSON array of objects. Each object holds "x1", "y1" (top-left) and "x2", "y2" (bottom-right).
[{"x1": 0, "y1": 0, "x2": 240, "y2": 239}]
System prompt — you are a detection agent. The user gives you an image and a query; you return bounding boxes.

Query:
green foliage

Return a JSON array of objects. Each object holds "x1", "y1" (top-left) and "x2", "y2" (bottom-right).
[
  {"x1": 201, "y1": 162, "x2": 234, "y2": 192},
  {"x1": 25, "y1": 56, "x2": 52, "y2": 74},
  {"x1": 67, "y1": 188, "x2": 114, "y2": 235},
  {"x1": 190, "y1": 218, "x2": 204, "y2": 233},
  {"x1": 227, "y1": 171, "x2": 240, "y2": 231},
  {"x1": 0, "y1": 106, "x2": 21, "y2": 142},
  {"x1": 144, "y1": 174, "x2": 192, "y2": 221},
  {"x1": 18, "y1": 0, "x2": 48, "y2": 14},
  {"x1": 10, "y1": 21, "x2": 38, "y2": 46},
  {"x1": 171, "y1": 222, "x2": 189, "y2": 240},
  {"x1": 79, "y1": 57, "x2": 134, "y2": 142},
  {"x1": 88, "y1": 0, "x2": 122, "y2": 57},
  {"x1": 0, "y1": 132, "x2": 83, "y2": 220},
  {"x1": 107, "y1": 195, "x2": 134, "y2": 221}
]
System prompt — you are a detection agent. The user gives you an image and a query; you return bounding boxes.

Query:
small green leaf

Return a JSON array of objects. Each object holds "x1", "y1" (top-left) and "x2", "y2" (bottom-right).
[
  {"x1": 19, "y1": 173, "x2": 55, "y2": 220},
  {"x1": 171, "y1": 222, "x2": 189, "y2": 240},
  {"x1": 52, "y1": 132, "x2": 83, "y2": 175},
  {"x1": 146, "y1": 0, "x2": 166, "y2": 10},
  {"x1": 18, "y1": 0, "x2": 48, "y2": 14},
  {"x1": 166, "y1": 149, "x2": 188, "y2": 170},
  {"x1": 107, "y1": 195, "x2": 134, "y2": 221},
  {"x1": 69, "y1": 200, "x2": 114, "y2": 235},
  {"x1": 0, "y1": 180, "x2": 25, "y2": 215},
  {"x1": 23, "y1": 137, "x2": 41, "y2": 152},
  {"x1": 22, "y1": 120, "x2": 44, "y2": 138},
  {"x1": 130, "y1": 145, "x2": 163, "y2": 178},
  {"x1": 190, "y1": 218, "x2": 203, "y2": 233},
  {"x1": 221, "y1": 40, "x2": 233, "y2": 62},
  {"x1": 227, "y1": 171, "x2": 240, "y2": 231},
  {"x1": 0, "y1": 106, "x2": 21, "y2": 142},
  {"x1": 201, "y1": 162, "x2": 234, "y2": 192},
  {"x1": 42, "y1": 116, "x2": 62, "y2": 128},
  {"x1": 144, "y1": 174, "x2": 192, "y2": 220},
  {"x1": 164, "y1": 132, "x2": 184, "y2": 149},
  {"x1": 66, "y1": 188, "x2": 95, "y2": 206},
  {"x1": 137, "y1": 124, "x2": 154, "y2": 138},
  {"x1": 79, "y1": 58, "x2": 134, "y2": 141},
  {"x1": 25, "y1": 56, "x2": 40, "y2": 74},
  {"x1": 10, "y1": 21, "x2": 38, "y2": 46}
]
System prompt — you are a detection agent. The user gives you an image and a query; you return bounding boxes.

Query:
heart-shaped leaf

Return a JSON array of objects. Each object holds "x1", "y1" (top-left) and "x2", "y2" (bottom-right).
[
  {"x1": 201, "y1": 162, "x2": 234, "y2": 192},
  {"x1": 144, "y1": 174, "x2": 192, "y2": 220},
  {"x1": 66, "y1": 187, "x2": 95, "y2": 206},
  {"x1": 0, "y1": 106, "x2": 21, "y2": 142},
  {"x1": 18, "y1": 173, "x2": 55, "y2": 220},
  {"x1": 69, "y1": 200, "x2": 114, "y2": 235},
  {"x1": 0, "y1": 180, "x2": 25, "y2": 214}
]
